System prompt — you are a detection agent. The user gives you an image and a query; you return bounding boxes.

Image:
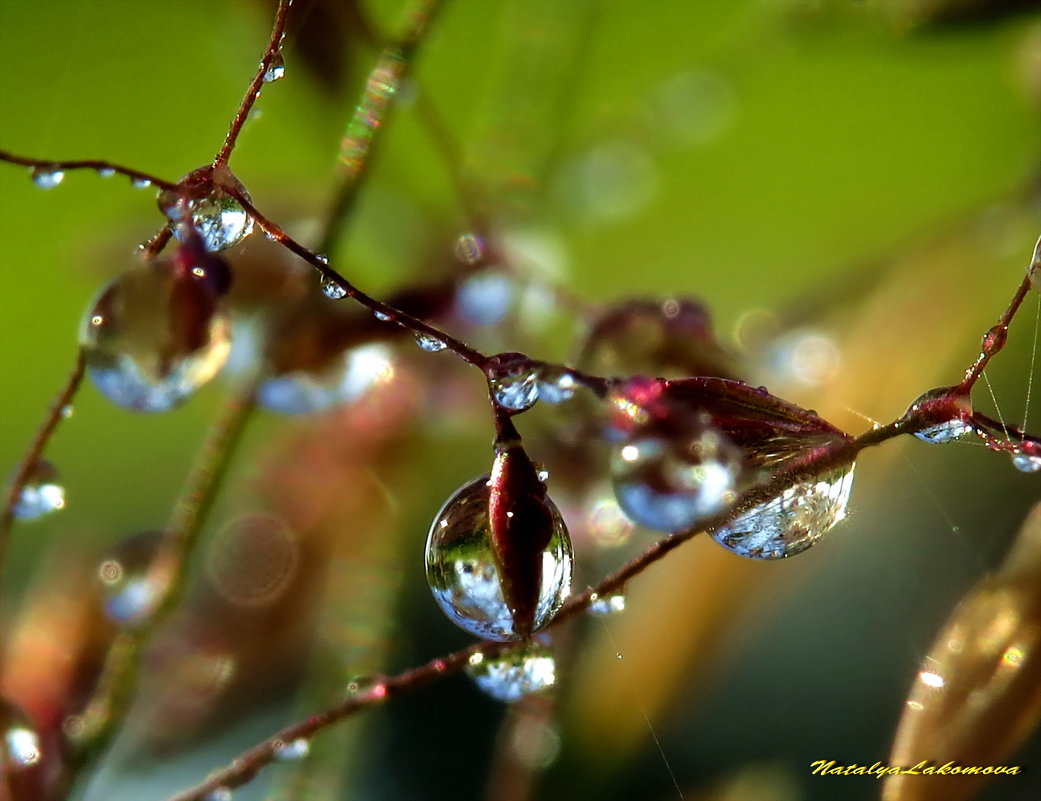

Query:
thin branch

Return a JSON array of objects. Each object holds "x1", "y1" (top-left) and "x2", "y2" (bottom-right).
[
  {"x1": 0, "y1": 349, "x2": 86, "y2": 606},
  {"x1": 319, "y1": 0, "x2": 445, "y2": 259},
  {"x1": 227, "y1": 189, "x2": 493, "y2": 371},
  {"x1": 213, "y1": 0, "x2": 294, "y2": 167},
  {"x1": 960, "y1": 274, "x2": 1033, "y2": 390},
  {"x1": 70, "y1": 377, "x2": 260, "y2": 768},
  {"x1": 0, "y1": 149, "x2": 175, "y2": 190}
]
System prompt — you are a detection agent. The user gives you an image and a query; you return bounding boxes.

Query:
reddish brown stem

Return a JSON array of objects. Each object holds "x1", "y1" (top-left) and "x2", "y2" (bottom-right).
[
  {"x1": 0, "y1": 149, "x2": 175, "y2": 190},
  {"x1": 212, "y1": 0, "x2": 294, "y2": 167},
  {"x1": 0, "y1": 350, "x2": 86, "y2": 607},
  {"x1": 960, "y1": 274, "x2": 1033, "y2": 390}
]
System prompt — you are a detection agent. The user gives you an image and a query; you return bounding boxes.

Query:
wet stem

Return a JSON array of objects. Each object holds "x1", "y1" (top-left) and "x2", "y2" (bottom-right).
[{"x1": 0, "y1": 1, "x2": 1038, "y2": 800}]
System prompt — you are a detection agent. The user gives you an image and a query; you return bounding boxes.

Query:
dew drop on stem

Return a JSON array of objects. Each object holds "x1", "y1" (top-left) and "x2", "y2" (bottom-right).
[
  {"x1": 273, "y1": 737, "x2": 309, "y2": 761},
  {"x1": 711, "y1": 465, "x2": 856, "y2": 559},
  {"x1": 537, "y1": 366, "x2": 577, "y2": 404},
  {"x1": 98, "y1": 530, "x2": 163, "y2": 626},
  {"x1": 425, "y1": 474, "x2": 573, "y2": 641},
  {"x1": 29, "y1": 165, "x2": 64, "y2": 189},
  {"x1": 0, "y1": 697, "x2": 44, "y2": 779},
  {"x1": 320, "y1": 275, "x2": 348, "y2": 300},
  {"x1": 160, "y1": 183, "x2": 254, "y2": 253},
  {"x1": 1011, "y1": 453, "x2": 1041, "y2": 473},
  {"x1": 415, "y1": 332, "x2": 446, "y2": 352},
  {"x1": 466, "y1": 641, "x2": 557, "y2": 702},
  {"x1": 914, "y1": 418, "x2": 973, "y2": 445},
  {"x1": 488, "y1": 353, "x2": 539, "y2": 411},
  {"x1": 588, "y1": 592, "x2": 626, "y2": 615},
  {"x1": 11, "y1": 458, "x2": 65, "y2": 520},
  {"x1": 262, "y1": 52, "x2": 285, "y2": 83},
  {"x1": 80, "y1": 265, "x2": 232, "y2": 413}
]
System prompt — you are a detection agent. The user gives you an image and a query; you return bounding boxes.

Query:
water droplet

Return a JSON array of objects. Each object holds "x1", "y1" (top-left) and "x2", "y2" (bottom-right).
[
  {"x1": 0, "y1": 700, "x2": 43, "y2": 788},
  {"x1": 345, "y1": 674, "x2": 387, "y2": 699},
  {"x1": 1011, "y1": 453, "x2": 1041, "y2": 473},
  {"x1": 711, "y1": 465, "x2": 855, "y2": 559},
  {"x1": 454, "y1": 232, "x2": 485, "y2": 265},
  {"x1": 537, "y1": 367, "x2": 577, "y2": 404},
  {"x1": 98, "y1": 531, "x2": 163, "y2": 626},
  {"x1": 320, "y1": 275, "x2": 348, "y2": 300},
  {"x1": 60, "y1": 404, "x2": 74, "y2": 419},
  {"x1": 162, "y1": 188, "x2": 254, "y2": 252},
  {"x1": 314, "y1": 253, "x2": 329, "y2": 265},
  {"x1": 425, "y1": 474, "x2": 573, "y2": 641},
  {"x1": 274, "y1": 737, "x2": 309, "y2": 761},
  {"x1": 30, "y1": 165, "x2": 64, "y2": 189},
  {"x1": 205, "y1": 788, "x2": 232, "y2": 801},
  {"x1": 258, "y1": 344, "x2": 395, "y2": 414},
  {"x1": 415, "y1": 332, "x2": 446, "y2": 352},
  {"x1": 466, "y1": 641, "x2": 556, "y2": 702},
  {"x1": 456, "y1": 273, "x2": 513, "y2": 326},
  {"x1": 80, "y1": 266, "x2": 232, "y2": 412},
  {"x1": 97, "y1": 167, "x2": 115, "y2": 178},
  {"x1": 489, "y1": 355, "x2": 539, "y2": 411},
  {"x1": 914, "y1": 418, "x2": 973, "y2": 444},
  {"x1": 12, "y1": 459, "x2": 65, "y2": 520},
  {"x1": 262, "y1": 53, "x2": 285, "y2": 83},
  {"x1": 131, "y1": 177, "x2": 152, "y2": 189},
  {"x1": 588, "y1": 593, "x2": 626, "y2": 615},
  {"x1": 612, "y1": 423, "x2": 741, "y2": 533},
  {"x1": 374, "y1": 310, "x2": 392, "y2": 322}
]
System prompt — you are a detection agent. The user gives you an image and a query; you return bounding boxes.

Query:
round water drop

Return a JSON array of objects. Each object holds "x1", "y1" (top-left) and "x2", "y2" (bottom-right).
[
  {"x1": 1, "y1": 698, "x2": 44, "y2": 787},
  {"x1": 588, "y1": 593, "x2": 626, "y2": 616},
  {"x1": 274, "y1": 737, "x2": 309, "y2": 761},
  {"x1": 12, "y1": 459, "x2": 65, "y2": 520},
  {"x1": 159, "y1": 171, "x2": 254, "y2": 252},
  {"x1": 320, "y1": 275, "x2": 348, "y2": 300},
  {"x1": 537, "y1": 367, "x2": 577, "y2": 404},
  {"x1": 712, "y1": 465, "x2": 856, "y2": 559},
  {"x1": 914, "y1": 418, "x2": 972, "y2": 444},
  {"x1": 1012, "y1": 453, "x2": 1041, "y2": 473},
  {"x1": 98, "y1": 530, "x2": 163, "y2": 626},
  {"x1": 612, "y1": 423, "x2": 741, "y2": 533},
  {"x1": 258, "y1": 344, "x2": 394, "y2": 414},
  {"x1": 425, "y1": 474, "x2": 573, "y2": 641},
  {"x1": 205, "y1": 789, "x2": 232, "y2": 801},
  {"x1": 374, "y1": 310, "x2": 393, "y2": 322},
  {"x1": 30, "y1": 165, "x2": 64, "y2": 189},
  {"x1": 263, "y1": 53, "x2": 286, "y2": 83},
  {"x1": 80, "y1": 267, "x2": 232, "y2": 412},
  {"x1": 131, "y1": 177, "x2": 152, "y2": 189},
  {"x1": 97, "y1": 167, "x2": 115, "y2": 178},
  {"x1": 415, "y1": 332, "x2": 446, "y2": 352},
  {"x1": 466, "y1": 642, "x2": 556, "y2": 702},
  {"x1": 489, "y1": 355, "x2": 539, "y2": 411}
]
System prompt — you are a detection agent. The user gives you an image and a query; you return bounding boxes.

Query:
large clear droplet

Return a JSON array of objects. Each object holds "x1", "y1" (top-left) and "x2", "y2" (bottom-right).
[
  {"x1": 258, "y1": 344, "x2": 394, "y2": 414},
  {"x1": 30, "y1": 165, "x2": 64, "y2": 189},
  {"x1": 711, "y1": 465, "x2": 855, "y2": 559},
  {"x1": 1, "y1": 698, "x2": 43, "y2": 772},
  {"x1": 159, "y1": 177, "x2": 254, "y2": 252},
  {"x1": 466, "y1": 641, "x2": 556, "y2": 702},
  {"x1": 425, "y1": 475, "x2": 573, "y2": 641},
  {"x1": 914, "y1": 418, "x2": 973, "y2": 444},
  {"x1": 98, "y1": 530, "x2": 163, "y2": 626},
  {"x1": 12, "y1": 459, "x2": 65, "y2": 520},
  {"x1": 80, "y1": 267, "x2": 232, "y2": 412},
  {"x1": 612, "y1": 423, "x2": 741, "y2": 533}
]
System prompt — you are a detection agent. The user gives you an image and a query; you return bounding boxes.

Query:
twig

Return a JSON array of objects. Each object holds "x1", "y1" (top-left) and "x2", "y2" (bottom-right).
[
  {"x1": 213, "y1": 0, "x2": 295, "y2": 167},
  {"x1": 0, "y1": 150, "x2": 175, "y2": 190}
]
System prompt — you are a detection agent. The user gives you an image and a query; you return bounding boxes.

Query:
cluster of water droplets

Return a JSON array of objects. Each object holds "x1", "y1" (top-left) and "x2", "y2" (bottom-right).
[
  {"x1": 466, "y1": 641, "x2": 556, "y2": 702},
  {"x1": 711, "y1": 465, "x2": 856, "y2": 559},
  {"x1": 12, "y1": 459, "x2": 65, "y2": 520},
  {"x1": 80, "y1": 265, "x2": 232, "y2": 412},
  {"x1": 425, "y1": 474, "x2": 573, "y2": 641}
]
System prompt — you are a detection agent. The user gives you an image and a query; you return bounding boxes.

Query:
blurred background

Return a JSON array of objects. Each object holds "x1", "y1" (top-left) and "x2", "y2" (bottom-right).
[{"x1": 0, "y1": 0, "x2": 1039, "y2": 799}]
